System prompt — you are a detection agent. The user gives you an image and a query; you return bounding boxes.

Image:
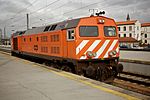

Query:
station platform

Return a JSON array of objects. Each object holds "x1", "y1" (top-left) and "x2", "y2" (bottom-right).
[{"x1": 0, "y1": 51, "x2": 149, "y2": 100}]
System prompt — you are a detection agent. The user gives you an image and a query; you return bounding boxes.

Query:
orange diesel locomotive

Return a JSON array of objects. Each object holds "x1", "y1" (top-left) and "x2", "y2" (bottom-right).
[{"x1": 11, "y1": 15, "x2": 123, "y2": 82}]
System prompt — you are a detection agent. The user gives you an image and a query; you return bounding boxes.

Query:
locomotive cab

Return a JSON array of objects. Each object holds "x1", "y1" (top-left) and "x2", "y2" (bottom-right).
[
  {"x1": 72, "y1": 16, "x2": 123, "y2": 82},
  {"x1": 75, "y1": 16, "x2": 119, "y2": 60}
]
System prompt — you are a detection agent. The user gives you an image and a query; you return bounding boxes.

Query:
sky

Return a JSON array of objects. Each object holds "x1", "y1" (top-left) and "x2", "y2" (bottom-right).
[{"x1": 0, "y1": 0, "x2": 150, "y2": 37}]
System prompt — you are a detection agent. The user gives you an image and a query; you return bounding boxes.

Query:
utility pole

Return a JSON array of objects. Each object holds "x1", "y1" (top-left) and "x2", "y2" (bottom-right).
[
  {"x1": 27, "y1": 13, "x2": 29, "y2": 30},
  {"x1": 4, "y1": 27, "x2": 6, "y2": 39},
  {"x1": 0, "y1": 28, "x2": 2, "y2": 45}
]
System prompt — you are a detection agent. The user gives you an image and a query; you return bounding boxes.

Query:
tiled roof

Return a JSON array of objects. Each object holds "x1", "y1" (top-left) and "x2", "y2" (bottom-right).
[
  {"x1": 141, "y1": 23, "x2": 150, "y2": 27},
  {"x1": 119, "y1": 37, "x2": 139, "y2": 43},
  {"x1": 116, "y1": 20, "x2": 137, "y2": 25}
]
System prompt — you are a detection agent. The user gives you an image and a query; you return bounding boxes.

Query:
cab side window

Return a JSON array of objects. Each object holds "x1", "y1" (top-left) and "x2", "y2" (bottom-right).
[{"x1": 67, "y1": 29, "x2": 75, "y2": 41}]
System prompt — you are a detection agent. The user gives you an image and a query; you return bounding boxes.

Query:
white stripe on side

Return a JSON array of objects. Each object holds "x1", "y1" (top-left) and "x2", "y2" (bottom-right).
[
  {"x1": 103, "y1": 40, "x2": 118, "y2": 58},
  {"x1": 95, "y1": 40, "x2": 110, "y2": 58},
  {"x1": 76, "y1": 40, "x2": 89, "y2": 55},
  {"x1": 80, "y1": 40, "x2": 101, "y2": 59},
  {"x1": 116, "y1": 46, "x2": 119, "y2": 53}
]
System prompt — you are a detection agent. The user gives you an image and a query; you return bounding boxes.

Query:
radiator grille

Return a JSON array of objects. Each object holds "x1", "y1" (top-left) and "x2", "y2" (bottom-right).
[
  {"x1": 41, "y1": 46, "x2": 48, "y2": 53},
  {"x1": 51, "y1": 46, "x2": 60, "y2": 54}
]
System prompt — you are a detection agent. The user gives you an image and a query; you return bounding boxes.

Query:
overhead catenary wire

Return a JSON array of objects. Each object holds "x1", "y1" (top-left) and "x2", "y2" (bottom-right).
[
  {"x1": 11, "y1": 0, "x2": 137, "y2": 30},
  {"x1": 1, "y1": 0, "x2": 39, "y2": 25},
  {"x1": 30, "y1": 1, "x2": 69, "y2": 20},
  {"x1": 8, "y1": 0, "x2": 62, "y2": 29},
  {"x1": 30, "y1": 0, "x2": 137, "y2": 27},
  {"x1": 9, "y1": 0, "x2": 70, "y2": 28},
  {"x1": 29, "y1": 0, "x2": 107, "y2": 26},
  {"x1": 30, "y1": 0, "x2": 61, "y2": 15},
  {"x1": 11, "y1": 0, "x2": 39, "y2": 20},
  {"x1": 14, "y1": 0, "x2": 107, "y2": 29},
  {"x1": 10, "y1": 0, "x2": 61, "y2": 24}
]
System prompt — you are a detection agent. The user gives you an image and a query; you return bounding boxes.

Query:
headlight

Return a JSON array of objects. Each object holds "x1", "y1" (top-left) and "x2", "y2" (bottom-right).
[
  {"x1": 92, "y1": 52, "x2": 97, "y2": 57},
  {"x1": 108, "y1": 50, "x2": 117, "y2": 57},
  {"x1": 112, "y1": 50, "x2": 117, "y2": 55},
  {"x1": 86, "y1": 51, "x2": 97, "y2": 58},
  {"x1": 109, "y1": 52, "x2": 113, "y2": 56},
  {"x1": 86, "y1": 51, "x2": 93, "y2": 58}
]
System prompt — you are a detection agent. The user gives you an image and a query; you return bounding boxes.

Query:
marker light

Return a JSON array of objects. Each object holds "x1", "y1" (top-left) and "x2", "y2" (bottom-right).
[{"x1": 98, "y1": 19, "x2": 105, "y2": 24}]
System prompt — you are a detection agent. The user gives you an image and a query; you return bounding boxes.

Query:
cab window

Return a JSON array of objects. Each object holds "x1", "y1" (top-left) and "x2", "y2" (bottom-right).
[
  {"x1": 67, "y1": 29, "x2": 75, "y2": 41},
  {"x1": 79, "y1": 26, "x2": 98, "y2": 37},
  {"x1": 104, "y1": 26, "x2": 117, "y2": 37}
]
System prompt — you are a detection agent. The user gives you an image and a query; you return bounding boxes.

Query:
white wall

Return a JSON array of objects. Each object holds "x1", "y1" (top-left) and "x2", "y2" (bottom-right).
[
  {"x1": 118, "y1": 21, "x2": 141, "y2": 41},
  {"x1": 118, "y1": 25, "x2": 135, "y2": 37},
  {"x1": 141, "y1": 26, "x2": 150, "y2": 44},
  {"x1": 135, "y1": 21, "x2": 141, "y2": 40}
]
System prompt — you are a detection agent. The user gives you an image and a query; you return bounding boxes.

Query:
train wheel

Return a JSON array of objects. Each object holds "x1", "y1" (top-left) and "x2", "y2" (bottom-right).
[
  {"x1": 96, "y1": 65, "x2": 112, "y2": 82},
  {"x1": 100, "y1": 67, "x2": 107, "y2": 81},
  {"x1": 43, "y1": 61, "x2": 50, "y2": 66},
  {"x1": 11, "y1": 51, "x2": 16, "y2": 56},
  {"x1": 85, "y1": 65, "x2": 96, "y2": 79},
  {"x1": 51, "y1": 63, "x2": 60, "y2": 69},
  {"x1": 117, "y1": 63, "x2": 123, "y2": 73},
  {"x1": 61, "y1": 65, "x2": 72, "y2": 72}
]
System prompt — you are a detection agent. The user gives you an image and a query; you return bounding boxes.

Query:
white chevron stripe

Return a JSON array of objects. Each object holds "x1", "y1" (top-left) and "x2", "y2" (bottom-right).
[
  {"x1": 95, "y1": 40, "x2": 110, "y2": 58},
  {"x1": 76, "y1": 40, "x2": 89, "y2": 55},
  {"x1": 116, "y1": 46, "x2": 119, "y2": 53},
  {"x1": 104, "y1": 40, "x2": 118, "y2": 58},
  {"x1": 80, "y1": 40, "x2": 101, "y2": 59}
]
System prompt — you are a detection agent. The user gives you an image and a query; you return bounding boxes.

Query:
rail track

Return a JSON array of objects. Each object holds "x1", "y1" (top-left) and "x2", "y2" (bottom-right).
[
  {"x1": 0, "y1": 48, "x2": 150, "y2": 96},
  {"x1": 117, "y1": 72, "x2": 150, "y2": 86},
  {"x1": 113, "y1": 72, "x2": 150, "y2": 96}
]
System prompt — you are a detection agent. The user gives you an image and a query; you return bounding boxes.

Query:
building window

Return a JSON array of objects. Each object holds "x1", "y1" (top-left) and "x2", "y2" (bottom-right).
[
  {"x1": 123, "y1": 26, "x2": 126, "y2": 31},
  {"x1": 145, "y1": 34, "x2": 147, "y2": 38},
  {"x1": 145, "y1": 40, "x2": 147, "y2": 43},
  {"x1": 137, "y1": 26, "x2": 139, "y2": 30},
  {"x1": 129, "y1": 26, "x2": 132, "y2": 31},
  {"x1": 118, "y1": 27, "x2": 120, "y2": 31},
  {"x1": 137, "y1": 34, "x2": 139, "y2": 39},
  {"x1": 124, "y1": 34, "x2": 126, "y2": 37},
  {"x1": 119, "y1": 34, "x2": 120, "y2": 37},
  {"x1": 144, "y1": 27, "x2": 147, "y2": 32},
  {"x1": 129, "y1": 33, "x2": 132, "y2": 37},
  {"x1": 30, "y1": 38, "x2": 31, "y2": 42}
]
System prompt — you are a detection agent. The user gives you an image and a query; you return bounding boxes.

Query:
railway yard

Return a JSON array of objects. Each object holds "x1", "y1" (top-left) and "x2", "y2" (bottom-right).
[
  {"x1": 0, "y1": 47, "x2": 150, "y2": 100},
  {"x1": 0, "y1": 0, "x2": 150, "y2": 100}
]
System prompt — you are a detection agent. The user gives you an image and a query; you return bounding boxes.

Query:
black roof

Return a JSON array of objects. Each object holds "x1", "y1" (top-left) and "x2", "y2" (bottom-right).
[
  {"x1": 13, "y1": 31, "x2": 26, "y2": 37},
  {"x1": 23, "y1": 18, "x2": 80, "y2": 36}
]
